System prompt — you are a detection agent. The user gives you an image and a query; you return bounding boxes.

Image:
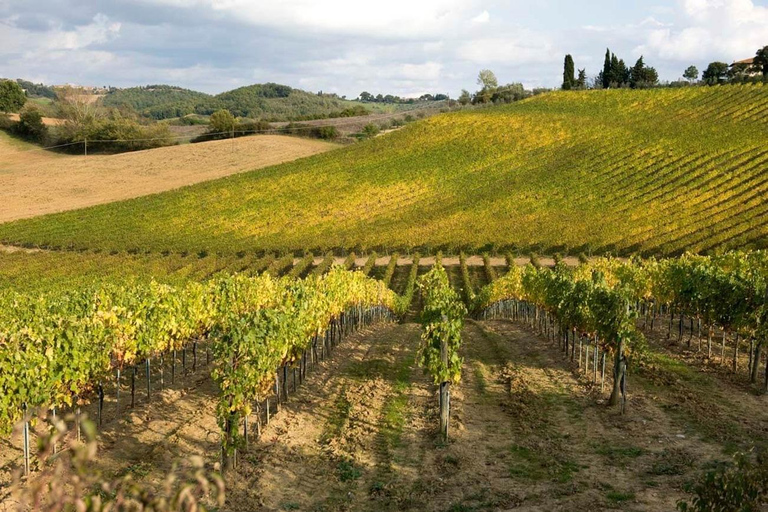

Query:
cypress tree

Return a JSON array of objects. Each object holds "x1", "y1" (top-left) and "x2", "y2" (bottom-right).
[
  {"x1": 576, "y1": 69, "x2": 587, "y2": 89},
  {"x1": 609, "y1": 54, "x2": 620, "y2": 86},
  {"x1": 562, "y1": 55, "x2": 576, "y2": 90},
  {"x1": 602, "y1": 49, "x2": 612, "y2": 89},
  {"x1": 630, "y1": 56, "x2": 645, "y2": 88}
]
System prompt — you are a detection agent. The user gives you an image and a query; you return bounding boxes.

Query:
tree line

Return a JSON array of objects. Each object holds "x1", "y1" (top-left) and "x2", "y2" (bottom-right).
[
  {"x1": 357, "y1": 91, "x2": 449, "y2": 103},
  {"x1": 562, "y1": 44, "x2": 768, "y2": 91}
]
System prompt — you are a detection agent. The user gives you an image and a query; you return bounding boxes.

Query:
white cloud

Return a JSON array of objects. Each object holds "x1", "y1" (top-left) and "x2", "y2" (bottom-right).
[
  {"x1": 141, "y1": 0, "x2": 480, "y2": 38},
  {"x1": 0, "y1": 13, "x2": 120, "y2": 55},
  {"x1": 472, "y1": 10, "x2": 490, "y2": 23},
  {"x1": 638, "y1": 0, "x2": 768, "y2": 61},
  {"x1": 456, "y1": 32, "x2": 556, "y2": 65}
]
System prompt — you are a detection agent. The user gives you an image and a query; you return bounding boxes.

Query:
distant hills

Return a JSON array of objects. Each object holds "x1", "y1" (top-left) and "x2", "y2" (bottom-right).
[{"x1": 100, "y1": 83, "x2": 416, "y2": 121}]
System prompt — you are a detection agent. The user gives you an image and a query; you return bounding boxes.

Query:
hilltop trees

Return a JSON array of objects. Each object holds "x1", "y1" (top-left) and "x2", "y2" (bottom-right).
[
  {"x1": 597, "y1": 49, "x2": 631, "y2": 88},
  {"x1": 630, "y1": 57, "x2": 659, "y2": 88},
  {"x1": 755, "y1": 45, "x2": 768, "y2": 77},
  {"x1": 602, "y1": 49, "x2": 612, "y2": 89},
  {"x1": 587, "y1": 50, "x2": 658, "y2": 89},
  {"x1": 562, "y1": 55, "x2": 576, "y2": 90},
  {"x1": 684, "y1": 66, "x2": 699, "y2": 83},
  {"x1": 703, "y1": 62, "x2": 729, "y2": 85},
  {"x1": 577, "y1": 69, "x2": 587, "y2": 89},
  {"x1": 0, "y1": 80, "x2": 26, "y2": 114}
]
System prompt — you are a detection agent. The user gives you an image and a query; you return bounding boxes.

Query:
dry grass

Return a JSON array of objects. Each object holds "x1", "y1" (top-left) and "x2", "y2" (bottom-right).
[
  {"x1": 0, "y1": 132, "x2": 338, "y2": 222},
  {"x1": 6, "y1": 113, "x2": 63, "y2": 126}
]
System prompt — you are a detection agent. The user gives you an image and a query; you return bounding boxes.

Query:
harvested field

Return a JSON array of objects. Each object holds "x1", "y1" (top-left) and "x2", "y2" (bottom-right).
[{"x1": 0, "y1": 132, "x2": 338, "y2": 222}]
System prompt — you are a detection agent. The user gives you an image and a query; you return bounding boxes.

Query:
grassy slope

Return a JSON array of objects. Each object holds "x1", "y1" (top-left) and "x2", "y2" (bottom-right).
[{"x1": 1, "y1": 85, "x2": 766, "y2": 256}]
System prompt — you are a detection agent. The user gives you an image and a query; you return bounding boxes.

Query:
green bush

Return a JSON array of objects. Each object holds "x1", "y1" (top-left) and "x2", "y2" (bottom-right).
[
  {"x1": 11, "y1": 105, "x2": 47, "y2": 143},
  {"x1": 361, "y1": 123, "x2": 380, "y2": 138},
  {"x1": 313, "y1": 126, "x2": 339, "y2": 140},
  {"x1": 678, "y1": 451, "x2": 768, "y2": 512}
]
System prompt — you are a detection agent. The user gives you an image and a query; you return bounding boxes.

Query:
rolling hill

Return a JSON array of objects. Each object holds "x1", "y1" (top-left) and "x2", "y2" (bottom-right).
[
  {"x1": 101, "y1": 83, "x2": 400, "y2": 121},
  {"x1": 1, "y1": 84, "x2": 766, "y2": 256}
]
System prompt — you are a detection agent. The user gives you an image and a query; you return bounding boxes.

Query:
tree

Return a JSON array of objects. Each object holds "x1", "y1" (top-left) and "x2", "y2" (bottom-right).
[
  {"x1": 0, "y1": 80, "x2": 26, "y2": 114},
  {"x1": 576, "y1": 69, "x2": 587, "y2": 89},
  {"x1": 16, "y1": 105, "x2": 47, "y2": 142},
  {"x1": 562, "y1": 55, "x2": 576, "y2": 90},
  {"x1": 210, "y1": 109, "x2": 237, "y2": 134},
  {"x1": 754, "y1": 45, "x2": 768, "y2": 77},
  {"x1": 359, "y1": 91, "x2": 373, "y2": 102},
  {"x1": 630, "y1": 56, "x2": 659, "y2": 88},
  {"x1": 602, "y1": 48, "x2": 612, "y2": 89},
  {"x1": 476, "y1": 69, "x2": 498, "y2": 90},
  {"x1": 492, "y1": 83, "x2": 529, "y2": 103},
  {"x1": 702, "y1": 62, "x2": 729, "y2": 85},
  {"x1": 612, "y1": 57, "x2": 629, "y2": 87},
  {"x1": 458, "y1": 89, "x2": 471, "y2": 105},
  {"x1": 630, "y1": 57, "x2": 645, "y2": 88},
  {"x1": 683, "y1": 65, "x2": 699, "y2": 83}
]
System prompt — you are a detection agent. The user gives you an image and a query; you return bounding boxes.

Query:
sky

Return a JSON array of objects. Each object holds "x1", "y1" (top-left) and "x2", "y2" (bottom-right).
[{"x1": 0, "y1": 0, "x2": 766, "y2": 98}]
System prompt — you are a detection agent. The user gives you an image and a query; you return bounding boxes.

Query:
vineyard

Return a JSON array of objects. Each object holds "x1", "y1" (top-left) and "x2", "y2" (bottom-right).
[
  {"x1": 0, "y1": 85, "x2": 766, "y2": 255},
  {"x1": 3, "y1": 248, "x2": 768, "y2": 510},
  {"x1": 3, "y1": 84, "x2": 768, "y2": 511}
]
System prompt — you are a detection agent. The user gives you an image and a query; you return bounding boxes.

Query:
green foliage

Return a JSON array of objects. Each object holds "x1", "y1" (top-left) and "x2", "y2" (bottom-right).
[
  {"x1": 0, "y1": 267, "x2": 397, "y2": 453},
  {"x1": 102, "y1": 85, "x2": 212, "y2": 119},
  {"x1": 563, "y1": 55, "x2": 576, "y2": 90},
  {"x1": 14, "y1": 79, "x2": 57, "y2": 99},
  {"x1": 11, "y1": 105, "x2": 47, "y2": 142},
  {"x1": 630, "y1": 56, "x2": 659, "y2": 89},
  {"x1": 210, "y1": 109, "x2": 237, "y2": 133},
  {"x1": 417, "y1": 265, "x2": 466, "y2": 384},
  {"x1": 703, "y1": 62, "x2": 730, "y2": 85},
  {"x1": 1, "y1": 86, "x2": 767, "y2": 255},
  {"x1": 0, "y1": 80, "x2": 26, "y2": 113},
  {"x1": 102, "y1": 83, "x2": 373, "y2": 122},
  {"x1": 678, "y1": 451, "x2": 768, "y2": 512},
  {"x1": 755, "y1": 46, "x2": 768, "y2": 77},
  {"x1": 684, "y1": 66, "x2": 699, "y2": 83},
  {"x1": 360, "y1": 123, "x2": 380, "y2": 138}
]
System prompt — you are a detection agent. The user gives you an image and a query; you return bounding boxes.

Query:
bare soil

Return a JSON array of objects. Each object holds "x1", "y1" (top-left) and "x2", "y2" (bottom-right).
[
  {"x1": 4, "y1": 317, "x2": 748, "y2": 511},
  {"x1": 0, "y1": 134, "x2": 337, "y2": 222}
]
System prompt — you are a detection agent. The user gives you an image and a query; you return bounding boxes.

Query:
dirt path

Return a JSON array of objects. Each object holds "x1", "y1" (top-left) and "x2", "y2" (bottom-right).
[
  {"x1": 228, "y1": 319, "x2": 730, "y2": 511},
  {"x1": 3, "y1": 318, "x2": 745, "y2": 511},
  {"x1": 439, "y1": 320, "x2": 727, "y2": 512},
  {"x1": 231, "y1": 322, "x2": 434, "y2": 511}
]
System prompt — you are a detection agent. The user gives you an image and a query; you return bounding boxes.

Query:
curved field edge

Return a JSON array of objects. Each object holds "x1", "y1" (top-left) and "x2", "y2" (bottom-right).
[
  {"x1": 0, "y1": 134, "x2": 339, "y2": 223},
  {"x1": 0, "y1": 85, "x2": 766, "y2": 256}
]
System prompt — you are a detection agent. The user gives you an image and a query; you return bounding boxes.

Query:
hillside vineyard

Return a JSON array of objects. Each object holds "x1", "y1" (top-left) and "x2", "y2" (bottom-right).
[{"x1": 0, "y1": 85, "x2": 766, "y2": 257}]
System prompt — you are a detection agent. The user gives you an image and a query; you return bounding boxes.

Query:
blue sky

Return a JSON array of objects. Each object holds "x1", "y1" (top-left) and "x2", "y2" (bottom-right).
[{"x1": 0, "y1": 0, "x2": 766, "y2": 97}]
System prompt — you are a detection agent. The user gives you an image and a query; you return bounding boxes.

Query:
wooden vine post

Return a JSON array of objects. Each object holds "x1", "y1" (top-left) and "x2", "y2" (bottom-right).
[{"x1": 439, "y1": 331, "x2": 450, "y2": 441}]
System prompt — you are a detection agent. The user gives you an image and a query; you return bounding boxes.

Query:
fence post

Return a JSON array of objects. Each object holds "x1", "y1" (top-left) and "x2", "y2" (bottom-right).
[
  {"x1": 439, "y1": 337, "x2": 450, "y2": 441},
  {"x1": 22, "y1": 403, "x2": 30, "y2": 477}
]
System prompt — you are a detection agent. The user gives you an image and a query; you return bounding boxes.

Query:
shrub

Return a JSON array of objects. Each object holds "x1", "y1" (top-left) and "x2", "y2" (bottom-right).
[
  {"x1": 13, "y1": 105, "x2": 48, "y2": 143},
  {"x1": 313, "y1": 125, "x2": 339, "y2": 140},
  {"x1": 678, "y1": 451, "x2": 768, "y2": 512},
  {"x1": 361, "y1": 123, "x2": 380, "y2": 138}
]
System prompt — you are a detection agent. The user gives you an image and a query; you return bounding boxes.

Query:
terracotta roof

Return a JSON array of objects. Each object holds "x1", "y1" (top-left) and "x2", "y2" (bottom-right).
[{"x1": 732, "y1": 58, "x2": 754, "y2": 66}]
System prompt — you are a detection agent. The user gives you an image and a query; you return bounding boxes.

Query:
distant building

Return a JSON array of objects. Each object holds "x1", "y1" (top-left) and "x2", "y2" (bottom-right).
[{"x1": 730, "y1": 58, "x2": 761, "y2": 78}]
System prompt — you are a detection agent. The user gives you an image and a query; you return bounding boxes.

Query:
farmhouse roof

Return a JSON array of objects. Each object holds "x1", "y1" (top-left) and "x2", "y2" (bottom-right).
[{"x1": 732, "y1": 57, "x2": 754, "y2": 66}]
